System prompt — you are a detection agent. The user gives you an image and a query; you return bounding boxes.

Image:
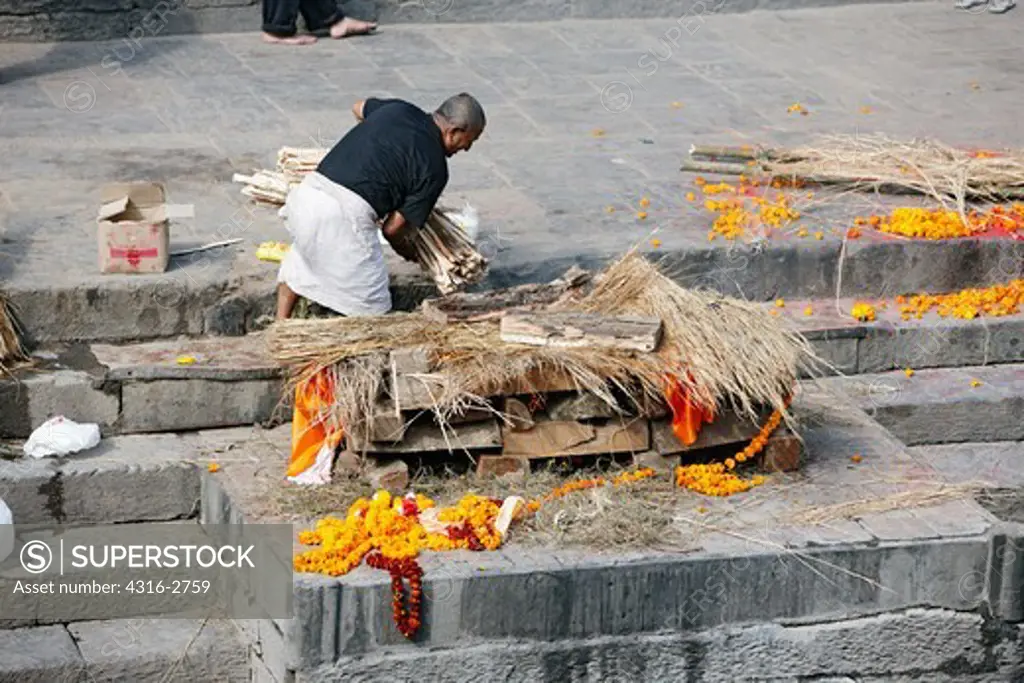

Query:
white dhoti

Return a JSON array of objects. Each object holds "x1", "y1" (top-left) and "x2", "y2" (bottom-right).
[{"x1": 277, "y1": 172, "x2": 391, "y2": 317}]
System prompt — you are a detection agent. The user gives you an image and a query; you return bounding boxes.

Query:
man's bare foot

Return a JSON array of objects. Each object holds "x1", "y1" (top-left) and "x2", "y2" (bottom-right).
[
  {"x1": 329, "y1": 17, "x2": 377, "y2": 39},
  {"x1": 262, "y1": 31, "x2": 317, "y2": 45}
]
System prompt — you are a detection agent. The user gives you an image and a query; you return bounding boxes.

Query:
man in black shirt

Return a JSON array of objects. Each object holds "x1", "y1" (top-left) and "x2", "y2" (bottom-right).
[{"x1": 275, "y1": 93, "x2": 486, "y2": 320}]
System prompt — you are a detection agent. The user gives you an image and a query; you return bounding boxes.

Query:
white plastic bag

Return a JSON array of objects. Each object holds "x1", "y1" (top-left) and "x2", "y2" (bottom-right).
[
  {"x1": 23, "y1": 416, "x2": 101, "y2": 459},
  {"x1": 0, "y1": 498, "x2": 12, "y2": 565},
  {"x1": 448, "y1": 203, "x2": 480, "y2": 244}
]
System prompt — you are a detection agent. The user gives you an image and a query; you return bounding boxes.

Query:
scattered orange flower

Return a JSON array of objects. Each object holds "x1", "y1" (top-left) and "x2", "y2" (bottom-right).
[
  {"x1": 970, "y1": 379, "x2": 983, "y2": 388},
  {"x1": 639, "y1": 196, "x2": 651, "y2": 208},
  {"x1": 851, "y1": 302, "x2": 876, "y2": 322},
  {"x1": 637, "y1": 211, "x2": 648, "y2": 220},
  {"x1": 904, "y1": 368, "x2": 915, "y2": 377},
  {"x1": 803, "y1": 306, "x2": 813, "y2": 316},
  {"x1": 650, "y1": 238, "x2": 662, "y2": 248},
  {"x1": 851, "y1": 454, "x2": 863, "y2": 463},
  {"x1": 207, "y1": 462, "x2": 221, "y2": 473}
]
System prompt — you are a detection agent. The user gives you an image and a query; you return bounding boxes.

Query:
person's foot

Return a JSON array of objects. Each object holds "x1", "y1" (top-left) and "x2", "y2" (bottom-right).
[
  {"x1": 262, "y1": 31, "x2": 317, "y2": 45},
  {"x1": 329, "y1": 17, "x2": 377, "y2": 39},
  {"x1": 954, "y1": 0, "x2": 987, "y2": 8},
  {"x1": 989, "y1": 0, "x2": 1016, "y2": 12}
]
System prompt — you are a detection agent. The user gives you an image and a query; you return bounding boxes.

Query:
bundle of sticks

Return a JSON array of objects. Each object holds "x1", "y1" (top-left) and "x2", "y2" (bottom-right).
[
  {"x1": 232, "y1": 147, "x2": 488, "y2": 295},
  {"x1": 418, "y1": 209, "x2": 487, "y2": 295},
  {"x1": 681, "y1": 134, "x2": 1024, "y2": 207}
]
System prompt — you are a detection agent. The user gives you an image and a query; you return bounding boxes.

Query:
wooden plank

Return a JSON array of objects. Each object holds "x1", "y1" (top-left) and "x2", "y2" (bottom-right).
[
  {"x1": 390, "y1": 348, "x2": 442, "y2": 411},
  {"x1": 419, "y1": 266, "x2": 591, "y2": 324},
  {"x1": 500, "y1": 311, "x2": 662, "y2": 352},
  {"x1": 503, "y1": 397, "x2": 535, "y2": 432},
  {"x1": 498, "y1": 367, "x2": 583, "y2": 395},
  {"x1": 351, "y1": 419, "x2": 502, "y2": 454},
  {"x1": 651, "y1": 407, "x2": 770, "y2": 456},
  {"x1": 502, "y1": 418, "x2": 649, "y2": 459}
]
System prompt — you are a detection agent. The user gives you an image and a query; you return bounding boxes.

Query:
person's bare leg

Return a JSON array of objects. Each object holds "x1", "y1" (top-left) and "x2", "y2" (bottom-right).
[
  {"x1": 329, "y1": 16, "x2": 377, "y2": 38},
  {"x1": 262, "y1": 32, "x2": 317, "y2": 45},
  {"x1": 989, "y1": 0, "x2": 1015, "y2": 13},
  {"x1": 277, "y1": 282, "x2": 300, "y2": 320}
]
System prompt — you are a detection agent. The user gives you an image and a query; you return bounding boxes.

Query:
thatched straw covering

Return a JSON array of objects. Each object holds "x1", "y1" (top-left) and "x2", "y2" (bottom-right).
[
  {"x1": 267, "y1": 254, "x2": 820, "y2": 438},
  {"x1": 0, "y1": 291, "x2": 26, "y2": 371}
]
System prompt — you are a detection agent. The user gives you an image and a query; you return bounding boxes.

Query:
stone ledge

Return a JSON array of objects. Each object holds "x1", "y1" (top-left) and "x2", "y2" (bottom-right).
[
  {"x1": 0, "y1": 434, "x2": 201, "y2": 524},
  {"x1": 296, "y1": 606, "x2": 1021, "y2": 683}
]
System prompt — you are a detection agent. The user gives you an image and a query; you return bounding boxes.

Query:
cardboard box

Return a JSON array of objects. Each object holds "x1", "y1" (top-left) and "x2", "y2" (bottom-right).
[{"x1": 97, "y1": 183, "x2": 189, "y2": 275}]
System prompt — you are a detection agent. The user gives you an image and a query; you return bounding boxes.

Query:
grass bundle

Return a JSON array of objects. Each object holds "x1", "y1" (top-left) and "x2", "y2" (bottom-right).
[
  {"x1": 267, "y1": 252, "x2": 821, "y2": 432},
  {"x1": 0, "y1": 291, "x2": 26, "y2": 372},
  {"x1": 686, "y1": 134, "x2": 1024, "y2": 218}
]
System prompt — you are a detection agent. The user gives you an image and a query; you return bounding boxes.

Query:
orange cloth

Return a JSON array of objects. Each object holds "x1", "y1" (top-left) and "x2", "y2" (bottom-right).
[
  {"x1": 287, "y1": 370, "x2": 344, "y2": 478},
  {"x1": 665, "y1": 374, "x2": 715, "y2": 447}
]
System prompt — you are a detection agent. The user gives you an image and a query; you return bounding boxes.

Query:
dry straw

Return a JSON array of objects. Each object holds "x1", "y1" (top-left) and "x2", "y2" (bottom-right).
[
  {"x1": 0, "y1": 291, "x2": 26, "y2": 373},
  {"x1": 690, "y1": 133, "x2": 1024, "y2": 221},
  {"x1": 268, "y1": 253, "x2": 823, "y2": 439}
]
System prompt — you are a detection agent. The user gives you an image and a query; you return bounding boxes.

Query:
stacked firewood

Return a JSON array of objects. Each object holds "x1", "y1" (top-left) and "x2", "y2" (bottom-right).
[
  {"x1": 418, "y1": 210, "x2": 487, "y2": 295},
  {"x1": 232, "y1": 147, "x2": 488, "y2": 294}
]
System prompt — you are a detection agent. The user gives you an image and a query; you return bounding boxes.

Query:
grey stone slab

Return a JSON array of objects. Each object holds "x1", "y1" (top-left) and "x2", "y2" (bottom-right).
[
  {"x1": 0, "y1": 625, "x2": 85, "y2": 682},
  {"x1": 0, "y1": 457, "x2": 57, "y2": 524},
  {"x1": 0, "y1": 369, "x2": 120, "y2": 440},
  {"x1": 68, "y1": 619, "x2": 249, "y2": 682},
  {"x1": 119, "y1": 378, "x2": 282, "y2": 433},
  {"x1": 698, "y1": 609, "x2": 987, "y2": 681},
  {"x1": 60, "y1": 436, "x2": 201, "y2": 523}
]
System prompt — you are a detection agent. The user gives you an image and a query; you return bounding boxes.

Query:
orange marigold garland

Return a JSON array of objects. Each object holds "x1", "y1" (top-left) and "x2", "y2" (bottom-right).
[
  {"x1": 674, "y1": 403, "x2": 787, "y2": 497},
  {"x1": 367, "y1": 552, "x2": 423, "y2": 639}
]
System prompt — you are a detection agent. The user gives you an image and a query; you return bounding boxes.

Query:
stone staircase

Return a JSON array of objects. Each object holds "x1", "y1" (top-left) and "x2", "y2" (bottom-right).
[{"x1": 3, "y1": 196, "x2": 1024, "y2": 681}]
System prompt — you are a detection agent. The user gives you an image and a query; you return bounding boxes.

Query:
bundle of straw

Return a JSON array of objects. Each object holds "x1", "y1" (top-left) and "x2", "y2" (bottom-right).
[
  {"x1": 0, "y1": 291, "x2": 26, "y2": 371},
  {"x1": 233, "y1": 146, "x2": 488, "y2": 295},
  {"x1": 684, "y1": 134, "x2": 1024, "y2": 217},
  {"x1": 267, "y1": 252, "x2": 821, "y2": 431}
]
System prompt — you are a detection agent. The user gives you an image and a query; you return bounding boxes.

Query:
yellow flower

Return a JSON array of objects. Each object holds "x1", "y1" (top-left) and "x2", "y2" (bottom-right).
[
  {"x1": 860, "y1": 106, "x2": 872, "y2": 114},
  {"x1": 851, "y1": 302, "x2": 876, "y2": 322},
  {"x1": 803, "y1": 306, "x2": 813, "y2": 316},
  {"x1": 207, "y1": 462, "x2": 221, "y2": 473},
  {"x1": 970, "y1": 379, "x2": 982, "y2": 387},
  {"x1": 671, "y1": 101, "x2": 683, "y2": 109},
  {"x1": 177, "y1": 355, "x2": 197, "y2": 365},
  {"x1": 650, "y1": 238, "x2": 662, "y2": 248},
  {"x1": 639, "y1": 196, "x2": 651, "y2": 208},
  {"x1": 814, "y1": 231, "x2": 824, "y2": 241},
  {"x1": 592, "y1": 128, "x2": 606, "y2": 137},
  {"x1": 637, "y1": 211, "x2": 648, "y2": 220},
  {"x1": 775, "y1": 299, "x2": 785, "y2": 308},
  {"x1": 797, "y1": 227, "x2": 809, "y2": 237},
  {"x1": 605, "y1": 206, "x2": 615, "y2": 213},
  {"x1": 686, "y1": 192, "x2": 696, "y2": 202},
  {"x1": 904, "y1": 368, "x2": 915, "y2": 377}
]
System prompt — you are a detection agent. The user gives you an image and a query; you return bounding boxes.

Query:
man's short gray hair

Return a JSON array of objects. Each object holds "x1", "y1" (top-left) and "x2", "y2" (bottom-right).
[{"x1": 435, "y1": 93, "x2": 486, "y2": 132}]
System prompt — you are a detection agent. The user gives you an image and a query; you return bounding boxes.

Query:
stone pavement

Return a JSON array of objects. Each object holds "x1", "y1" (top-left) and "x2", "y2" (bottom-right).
[{"x1": 0, "y1": 2, "x2": 1021, "y2": 320}]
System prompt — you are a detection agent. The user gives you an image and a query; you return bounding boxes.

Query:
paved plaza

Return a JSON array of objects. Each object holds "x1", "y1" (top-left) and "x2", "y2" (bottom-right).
[{"x1": 0, "y1": 1, "x2": 1021, "y2": 296}]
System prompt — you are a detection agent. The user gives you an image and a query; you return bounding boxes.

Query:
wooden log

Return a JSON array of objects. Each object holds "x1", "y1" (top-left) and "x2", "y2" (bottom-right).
[
  {"x1": 500, "y1": 311, "x2": 663, "y2": 352},
  {"x1": 419, "y1": 266, "x2": 591, "y2": 324},
  {"x1": 503, "y1": 397, "x2": 535, "y2": 432},
  {"x1": 502, "y1": 418, "x2": 649, "y2": 458},
  {"x1": 688, "y1": 144, "x2": 763, "y2": 161},
  {"x1": 756, "y1": 428, "x2": 803, "y2": 473},
  {"x1": 353, "y1": 419, "x2": 502, "y2": 454},
  {"x1": 390, "y1": 348, "x2": 446, "y2": 411},
  {"x1": 650, "y1": 407, "x2": 771, "y2": 456},
  {"x1": 680, "y1": 160, "x2": 753, "y2": 176}
]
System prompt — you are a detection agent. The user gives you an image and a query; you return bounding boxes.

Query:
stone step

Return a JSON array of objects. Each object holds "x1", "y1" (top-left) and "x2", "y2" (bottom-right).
[
  {"x1": 200, "y1": 389, "x2": 1024, "y2": 681},
  {"x1": 4, "y1": 303, "x2": 1023, "y2": 440},
  {"x1": 781, "y1": 297, "x2": 1024, "y2": 377},
  {"x1": 0, "y1": 432, "x2": 203, "y2": 525},
  {"x1": 0, "y1": 334, "x2": 284, "y2": 439},
  {"x1": 8, "y1": 235, "x2": 1022, "y2": 345},
  {"x1": 0, "y1": 0, "x2": 939, "y2": 42},
  {"x1": 818, "y1": 363, "x2": 1024, "y2": 446},
  {"x1": 0, "y1": 620, "x2": 248, "y2": 682}
]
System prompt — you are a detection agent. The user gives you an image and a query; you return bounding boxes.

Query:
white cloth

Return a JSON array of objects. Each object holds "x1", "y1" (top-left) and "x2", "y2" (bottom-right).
[{"x1": 277, "y1": 172, "x2": 391, "y2": 317}]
